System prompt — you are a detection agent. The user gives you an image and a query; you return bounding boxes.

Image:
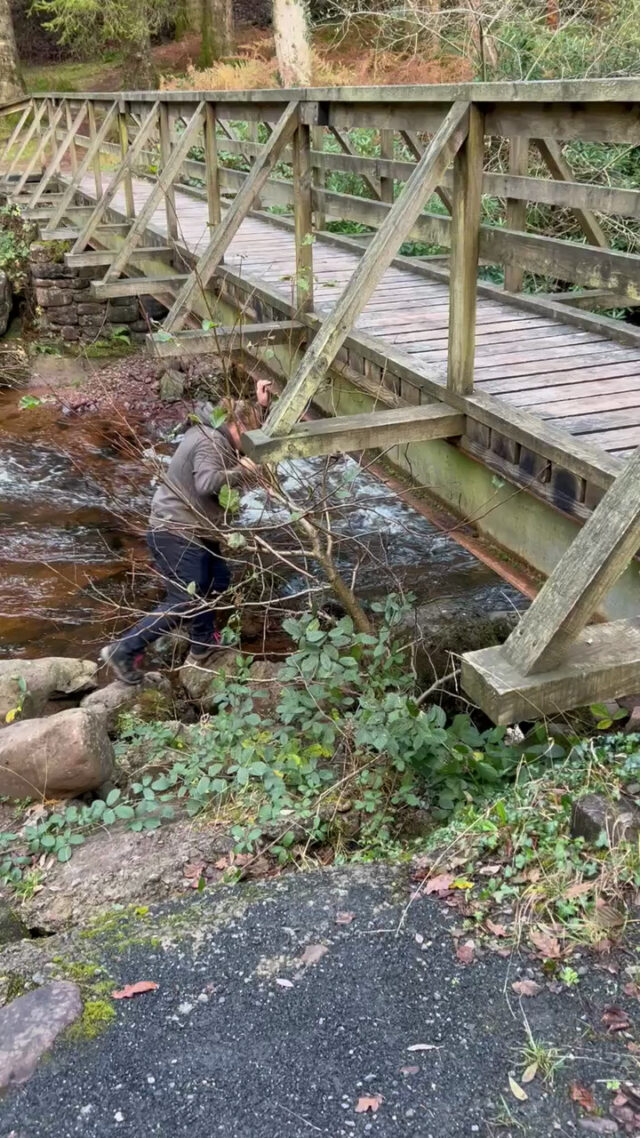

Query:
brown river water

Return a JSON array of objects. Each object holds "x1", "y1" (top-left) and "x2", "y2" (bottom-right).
[{"x1": 0, "y1": 381, "x2": 528, "y2": 662}]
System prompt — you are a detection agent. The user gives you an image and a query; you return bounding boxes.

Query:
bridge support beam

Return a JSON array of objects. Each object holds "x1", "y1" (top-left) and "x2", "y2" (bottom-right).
[{"x1": 462, "y1": 445, "x2": 640, "y2": 721}]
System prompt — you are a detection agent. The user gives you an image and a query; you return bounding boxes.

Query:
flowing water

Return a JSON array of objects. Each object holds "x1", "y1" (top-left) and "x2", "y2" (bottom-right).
[{"x1": 0, "y1": 384, "x2": 527, "y2": 661}]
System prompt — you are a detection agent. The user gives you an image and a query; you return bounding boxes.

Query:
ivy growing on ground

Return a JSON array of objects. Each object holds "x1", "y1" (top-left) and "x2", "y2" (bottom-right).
[{"x1": 0, "y1": 595, "x2": 568, "y2": 890}]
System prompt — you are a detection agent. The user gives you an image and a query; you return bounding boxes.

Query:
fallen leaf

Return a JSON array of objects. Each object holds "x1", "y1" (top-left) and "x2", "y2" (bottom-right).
[
  {"x1": 335, "y1": 911, "x2": 355, "y2": 925},
  {"x1": 509, "y1": 1075, "x2": 528, "y2": 1102},
  {"x1": 522, "y1": 1062, "x2": 538, "y2": 1084},
  {"x1": 624, "y1": 982, "x2": 640, "y2": 1000},
  {"x1": 571, "y1": 1082, "x2": 597, "y2": 1113},
  {"x1": 407, "y1": 1043, "x2": 439, "y2": 1052},
  {"x1": 529, "y1": 927, "x2": 562, "y2": 959},
  {"x1": 355, "y1": 1095, "x2": 382, "y2": 1114},
  {"x1": 456, "y1": 941, "x2": 475, "y2": 965},
  {"x1": 300, "y1": 944, "x2": 328, "y2": 966},
  {"x1": 214, "y1": 855, "x2": 231, "y2": 870},
  {"x1": 112, "y1": 981, "x2": 159, "y2": 999},
  {"x1": 593, "y1": 939, "x2": 613, "y2": 955},
  {"x1": 401, "y1": 1066, "x2": 419, "y2": 1076},
  {"x1": 478, "y1": 864, "x2": 502, "y2": 876},
  {"x1": 566, "y1": 881, "x2": 594, "y2": 900},
  {"x1": 602, "y1": 1006, "x2": 631, "y2": 1033},
  {"x1": 627, "y1": 1042, "x2": 640, "y2": 1054},
  {"x1": 451, "y1": 878, "x2": 474, "y2": 890},
  {"x1": 275, "y1": 978, "x2": 294, "y2": 989},
  {"x1": 512, "y1": 979, "x2": 543, "y2": 998},
  {"x1": 183, "y1": 860, "x2": 205, "y2": 879},
  {"x1": 486, "y1": 919, "x2": 508, "y2": 938},
  {"x1": 424, "y1": 873, "x2": 454, "y2": 896}
]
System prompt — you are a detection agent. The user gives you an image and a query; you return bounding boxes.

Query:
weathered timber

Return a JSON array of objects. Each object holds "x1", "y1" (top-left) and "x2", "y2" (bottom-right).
[
  {"x1": 147, "y1": 321, "x2": 305, "y2": 357},
  {"x1": 0, "y1": 103, "x2": 32, "y2": 169},
  {"x1": 244, "y1": 404, "x2": 466, "y2": 462},
  {"x1": 104, "y1": 103, "x2": 204, "y2": 282},
  {"x1": 264, "y1": 101, "x2": 471, "y2": 436},
  {"x1": 163, "y1": 101, "x2": 300, "y2": 332},
  {"x1": 535, "y1": 138, "x2": 609, "y2": 248},
  {"x1": 447, "y1": 105, "x2": 483, "y2": 395},
  {"x1": 504, "y1": 444, "x2": 640, "y2": 674},
  {"x1": 12, "y1": 100, "x2": 65, "y2": 199},
  {"x1": 4, "y1": 100, "x2": 47, "y2": 181},
  {"x1": 69, "y1": 101, "x2": 161, "y2": 254},
  {"x1": 461, "y1": 617, "x2": 640, "y2": 725},
  {"x1": 43, "y1": 102, "x2": 118, "y2": 233},
  {"x1": 504, "y1": 136, "x2": 528, "y2": 293},
  {"x1": 65, "y1": 247, "x2": 173, "y2": 268},
  {"x1": 91, "y1": 275, "x2": 189, "y2": 299}
]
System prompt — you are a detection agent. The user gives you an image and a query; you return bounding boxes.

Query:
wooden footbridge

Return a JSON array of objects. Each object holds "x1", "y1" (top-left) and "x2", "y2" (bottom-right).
[{"x1": 1, "y1": 81, "x2": 640, "y2": 723}]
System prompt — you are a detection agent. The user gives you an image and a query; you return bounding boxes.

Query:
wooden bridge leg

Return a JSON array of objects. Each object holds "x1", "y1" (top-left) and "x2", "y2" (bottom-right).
[
  {"x1": 462, "y1": 445, "x2": 640, "y2": 721},
  {"x1": 535, "y1": 138, "x2": 608, "y2": 250},
  {"x1": 263, "y1": 100, "x2": 471, "y2": 438},
  {"x1": 44, "y1": 102, "x2": 118, "y2": 235},
  {"x1": 103, "y1": 103, "x2": 205, "y2": 283},
  {"x1": 162, "y1": 100, "x2": 301, "y2": 333},
  {"x1": 87, "y1": 102, "x2": 103, "y2": 200},
  {"x1": 159, "y1": 103, "x2": 178, "y2": 245},
  {"x1": 69, "y1": 101, "x2": 160, "y2": 255}
]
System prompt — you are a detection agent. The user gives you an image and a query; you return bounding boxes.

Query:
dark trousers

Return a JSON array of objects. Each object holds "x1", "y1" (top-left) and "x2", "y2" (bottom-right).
[{"x1": 120, "y1": 530, "x2": 231, "y2": 658}]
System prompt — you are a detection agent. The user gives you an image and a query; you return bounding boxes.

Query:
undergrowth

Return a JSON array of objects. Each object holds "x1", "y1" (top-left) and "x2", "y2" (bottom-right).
[{"x1": 1, "y1": 595, "x2": 639, "y2": 958}]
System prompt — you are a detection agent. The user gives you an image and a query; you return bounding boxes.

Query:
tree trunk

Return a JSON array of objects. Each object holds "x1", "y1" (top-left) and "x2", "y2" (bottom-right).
[
  {"x1": 273, "y1": 0, "x2": 311, "y2": 87},
  {"x1": 0, "y1": 0, "x2": 24, "y2": 104},
  {"x1": 199, "y1": 0, "x2": 234, "y2": 66},
  {"x1": 123, "y1": 19, "x2": 155, "y2": 89}
]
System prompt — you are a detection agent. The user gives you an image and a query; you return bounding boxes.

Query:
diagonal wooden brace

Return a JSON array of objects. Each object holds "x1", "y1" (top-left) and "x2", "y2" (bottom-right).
[
  {"x1": 263, "y1": 100, "x2": 471, "y2": 438},
  {"x1": 27, "y1": 100, "x2": 88, "y2": 212},
  {"x1": 70, "y1": 101, "x2": 161, "y2": 255},
  {"x1": 103, "y1": 103, "x2": 205, "y2": 283},
  {"x1": 162, "y1": 100, "x2": 300, "y2": 333},
  {"x1": 43, "y1": 102, "x2": 119, "y2": 234},
  {"x1": 11, "y1": 101, "x2": 66, "y2": 199},
  {"x1": 0, "y1": 102, "x2": 32, "y2": 171},
  {"x1": 3, "y1": 100, "x2": 47, "y2": 182},
  {"x1": 503, "y1": 444, "x2": 640, "y2": 675}
]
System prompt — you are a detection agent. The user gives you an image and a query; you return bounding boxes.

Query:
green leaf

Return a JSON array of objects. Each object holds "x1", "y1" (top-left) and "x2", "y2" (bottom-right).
[
  {"x1": 209, "y1": 405, "x2": 228, "y2": 429},
  {"x1": 186, "y1": 580, "x2": 198, "y2": 596},
  {"x1": 154, "y1": 330, "x2": 174, "y2": 343},
  {"x1": 106, "y1": 788, "x2": 121, "y2": 807},
  {"x1": 115, "y1": 804, "x2": 135, "y2": 820},
  {"x1": 57, "y1": 845, "x2": 72, "y2": 863},
  {"x1": 102, "y1": 808, "x2": 116, "y2": 825},
  {"x1": 219, "y1": 485, "x2": 241, "y2": 513},
  {"x1": 40, "y1": 833, "x2": 56, "y2": 850}
]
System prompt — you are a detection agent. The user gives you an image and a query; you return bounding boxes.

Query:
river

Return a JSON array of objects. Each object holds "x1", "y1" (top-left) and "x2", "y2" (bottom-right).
[{"x1": 0, "y1": 382, "x2": 528, "y2": 661}]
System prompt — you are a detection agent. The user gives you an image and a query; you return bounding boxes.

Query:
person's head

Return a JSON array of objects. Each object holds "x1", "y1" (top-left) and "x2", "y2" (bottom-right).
[{"x1": 218, "y1": 397, "x2": 262, "y2": 450}]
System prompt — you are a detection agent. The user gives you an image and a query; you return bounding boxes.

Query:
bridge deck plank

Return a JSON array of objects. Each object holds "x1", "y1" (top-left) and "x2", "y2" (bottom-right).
[{"x1": 77, "y1": 172, "x2": 640, "y2": 459}]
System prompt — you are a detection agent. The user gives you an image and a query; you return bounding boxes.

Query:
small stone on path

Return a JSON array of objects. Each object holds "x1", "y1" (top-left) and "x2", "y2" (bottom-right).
[{"x1": 0, "y1": 982, "x2": 82, "y2": 1090}]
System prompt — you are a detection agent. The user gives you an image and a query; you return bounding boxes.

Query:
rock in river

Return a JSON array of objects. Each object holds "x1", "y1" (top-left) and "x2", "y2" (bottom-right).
[
  {"x1": 0, "y1": 657, "x2": 98, "y2": 726},
  {"x1": 0, "y1": 708, "x2": 114, "y2": 800}
]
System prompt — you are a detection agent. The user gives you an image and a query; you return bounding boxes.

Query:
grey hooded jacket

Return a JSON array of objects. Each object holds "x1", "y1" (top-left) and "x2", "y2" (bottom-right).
[{"x1": 150, "y1": 424, "x2": 244, "y2": 534}]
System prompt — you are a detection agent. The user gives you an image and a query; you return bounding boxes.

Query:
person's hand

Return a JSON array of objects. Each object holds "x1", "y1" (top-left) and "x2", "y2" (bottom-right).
[
  {"x1": 255, "y1": 378, "x2": 273, "y2": 408},
  {"x1": 238, "y1": 456, "x2": 259, "y2": 477}
]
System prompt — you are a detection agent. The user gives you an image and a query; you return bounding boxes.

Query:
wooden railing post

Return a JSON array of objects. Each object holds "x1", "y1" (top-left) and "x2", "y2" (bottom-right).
[
  {"x1": 380, "y1": 129, "x2": 394, "y2": 205},
  {"x1": 159, "y1": 102, "x2": 178, "y2": 243},
  {"x1": 87, "y1": 102, "x2": 103, "y2": 199},
  {"x1": 504, "y1": 135, "x2": 528, "y2": 292},
  {"x1": 118, "y1": 101, "x2": 136, "y2": 219},
  {"x1": 65, "y1": 101, "x2": 78, "y2": 179},
  {"x1": 311, "y1": 126, "x2": 325, "y2": 231},
  {"x1": 292, "y1": 111, "x2": 314, "y2": 314},
  {"x1": 204, "y1": 102, "x2": 221, "y2": 231},
  {"x1": 447, "y1": 105, "x2": 484, "y2": 396}
]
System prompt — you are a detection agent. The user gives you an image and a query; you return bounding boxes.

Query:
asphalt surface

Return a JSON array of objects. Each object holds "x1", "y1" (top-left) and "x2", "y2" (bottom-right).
[{"x1": 0, "y1": 865, "x2": 635, "y2": 1137}]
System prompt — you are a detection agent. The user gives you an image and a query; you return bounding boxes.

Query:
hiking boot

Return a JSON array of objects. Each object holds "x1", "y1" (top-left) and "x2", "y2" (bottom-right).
[
  {"x1": 99, "y1": 643, "x2": 145, "y2": 686},
  {"x1": 189, "y1": 631, "x2": 222, "y2": 660}
]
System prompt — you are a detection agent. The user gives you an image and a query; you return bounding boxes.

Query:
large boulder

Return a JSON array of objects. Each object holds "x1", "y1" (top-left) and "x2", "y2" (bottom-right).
[
  {"x1": 0, "y1": 657, "x2": 97, "y2": 726},
  {"x1": 404, "y1": 599, "x2": 520, "y2": 685},
  {"x1": 0, "y1": 270, "x2": 11, "y2": 337},
  {"x1": 81, "y1": 672, "x2": 172, "y2": 734},
  {"x1": 0, "y1": 709, "x2": 114, "y2": 800}
]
